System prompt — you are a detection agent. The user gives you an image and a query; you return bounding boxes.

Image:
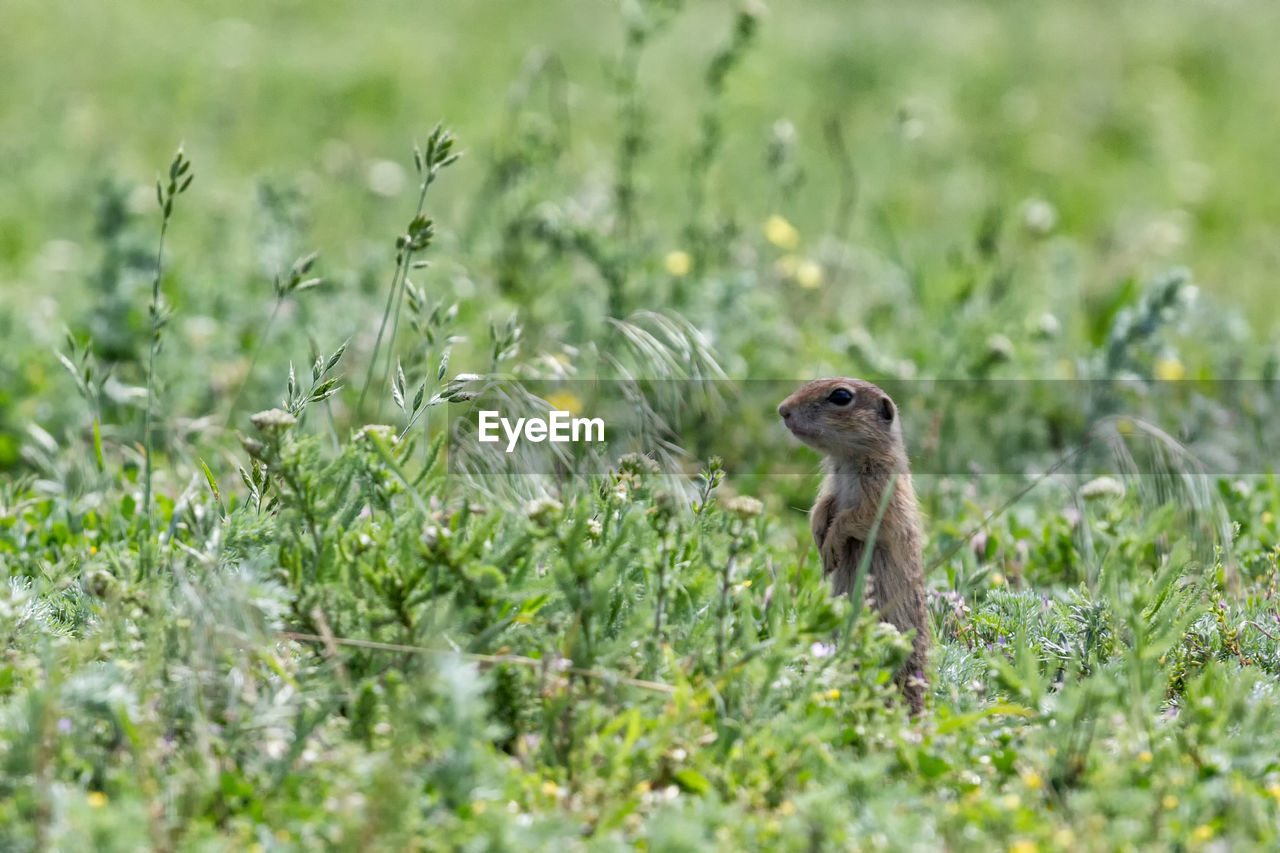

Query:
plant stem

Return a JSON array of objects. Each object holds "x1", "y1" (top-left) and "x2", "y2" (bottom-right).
[
  {"x1": 716, "y1": 550, "x2": 738, "y2": 670},
  {"x1": 141, "y1": 216, "x2": 169, "y2": 550},
  {"x1": 359, "y1": 169, "x2": 437, "y2": 417}
]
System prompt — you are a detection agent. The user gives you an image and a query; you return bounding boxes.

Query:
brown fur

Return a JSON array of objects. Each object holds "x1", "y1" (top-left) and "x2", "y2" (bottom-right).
[{"x1": 778, "y1": 378, "x2": 930, "y2": 714}]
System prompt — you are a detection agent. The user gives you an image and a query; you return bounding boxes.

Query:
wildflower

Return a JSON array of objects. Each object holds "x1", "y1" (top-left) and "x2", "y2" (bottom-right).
[
  {"x1": 1021, "y1": 770, "x2": 1043, "y2": 790},
  {"x1": 794, "y1": 259, "x2": 823, "y2": 289},
  {"x1": 825, "y1": 688, "x2": 840, "y2": 701},
  {"x1": 1020, "y1": 197, "x2": 1058, "y2": 235},
  {"x1": 525, "y1": 497, "x2": 563, "y2": 527},
  {"x1": 421, "y1": 525, "x2": 449, "y2": 549},
  {"x1": 545, "y1": 390, "x2": 583, "y2": 415},
  {"x1": 778, "y1": 800, "x2": 796, "y2": 816},
  {"x1": 991, "y1": 572, "x2": 1005, "y2": 587},
  {"x1": 1138, "y1": 750, "x2": 1154, "y2": 763},
  {"x1": 985, "y1": 333, "x2": 1014, "y2": 362},
  {"x1": 1162, "y1": 795, "x2": 1179, "y2": 810},
  {"x1": 87, "y1": 791, "x2": 108, "y2": 808},
  {"x1": 617, "y1": 453, "x2": 660, "y2": 477},
  {"x1": 664, "y1": 250, "x2": 692, "y2": 277},
  {"x1": 1008, "y1": 841, "x2": 1038, "y2": 853},
  {"x1": 541, "y1": 780, "x2": 562, "y2": 798},
  {"x1": 250, "y1": 408, "x2": 297, "y2": 434},
  {"x1": 764, "y1": 214, "x2": 800, "y2": 250},
  {"x1": 1190, "y1": 825, "x2": 1213, "y2": 842},
  {"x1": 1080, "y1": 476, "x2": 1125, "y2": 501},
  {"x1": 354, "y1": 424, "x2": 397, "y2": 443},
  {"x1": 810, "y1": 641, "x2": 834, "y2": 659},
  {"x1": 1034, "y1": 312, "x2": 1061, "y2": 339},
  {"x1": 649, "y1": 490, "x2": 680, "y2": 523},
  {"x1": 1155, "y1": 356, "x2": 1185, "y2": 381},
  {"x1": 724, "y1": 495, "x2": 764, "y2": 520},
  {"x1": 1001, "y1": 793, "x2": 1021, "y2": 810}
]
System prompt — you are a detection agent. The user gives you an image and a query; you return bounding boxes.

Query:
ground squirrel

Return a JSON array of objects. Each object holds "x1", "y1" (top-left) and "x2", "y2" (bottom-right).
[{"x1": 778, "y1": 378, "x2": 930, "y2": 714}]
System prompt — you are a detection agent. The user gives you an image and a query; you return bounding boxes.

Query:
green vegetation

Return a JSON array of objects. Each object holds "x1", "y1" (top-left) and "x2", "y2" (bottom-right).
[{"x1": 3, "y1": 1, "x2": 1280, "y2": 849}]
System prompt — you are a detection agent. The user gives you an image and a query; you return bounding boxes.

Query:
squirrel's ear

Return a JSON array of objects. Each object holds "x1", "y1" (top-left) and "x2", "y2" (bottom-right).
[{"x1": 878, "y1": 396, "x2": 895, "y2": 422}]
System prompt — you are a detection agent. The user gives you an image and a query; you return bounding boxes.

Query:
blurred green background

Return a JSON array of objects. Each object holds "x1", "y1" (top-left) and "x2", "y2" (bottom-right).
[{"x1": 4, "y1": 0, "x2": 1279, "y2": 327}]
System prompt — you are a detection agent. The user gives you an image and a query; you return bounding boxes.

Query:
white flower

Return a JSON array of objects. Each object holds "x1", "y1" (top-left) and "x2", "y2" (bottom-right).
[
  {"x1": 724, "y1": 495, "x2": 764, "y2": 520},
  {"x1": 249, "y1": 408, "x2": 297, "y2": 432},
  {"x1": 1080, "y1": 476, "x2": 1125, "y2": 501},
  {"x1": 1020, "y1": 197, "x2": 1058, "y2": 235}
]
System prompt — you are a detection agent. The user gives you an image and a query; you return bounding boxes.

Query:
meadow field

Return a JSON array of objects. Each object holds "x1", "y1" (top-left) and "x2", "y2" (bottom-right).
[{"x1": 3, "y1": 1, "x2": 1280, "y2": 849}]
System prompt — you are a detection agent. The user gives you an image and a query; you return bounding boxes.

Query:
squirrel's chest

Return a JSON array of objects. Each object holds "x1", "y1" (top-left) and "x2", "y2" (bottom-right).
[{"x1": 825, "y1": 473, "x2": 869, "y2": 515}]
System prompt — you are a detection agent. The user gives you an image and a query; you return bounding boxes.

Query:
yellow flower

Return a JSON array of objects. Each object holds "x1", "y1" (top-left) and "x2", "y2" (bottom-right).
[
  {"x1": 87, "y1": 791, "x2": 108, "y2": 808},
  {"x1": 664, "y1": 250, "x2": 692, "y2": 277},
  {"x1": 1001, "y1": 793, "x2": 1021, "y2": 810},
  {"x1": 764, "y1": 214, "x2": 800, "y2": 250},
  {"x1": 1262, "y1": 512, "x2": 1274, "y2": 525},
  {"x1": 545, "y1": 391, "x2": 583, "y2": 416},
  {"x1": 1138, "y1": 751, "x2": 1153, "y2": 763},
  {"x1": 826, "y1": 688, "x2": 841, "y2": 701},
  {"x1": 541, "y1": 780, "x2": 562, "y2": 797},
  {"x1": 1162, "y1": 794, "x2": 1178, "y2": 810},
  {"x1": 794, "y1": 259, "x2": 823, "y2": 289},
  {"x1": 1266, "y1": 782, "x2": 1280, "y2": 802},
  {"x1": 778, "y1": 800, "x2": 796, "y2": 816},
  {"x1": 1190, "y1": 825, "x2": 1214, "y2": 842},
  {"x1": 1155, "y1": 357, "x2": 1185, "y2": 381},
  {"x1": 991, "y1": 572, "x2": 1005, "y2": 587},
  {"x1": 1021, "y1": 771, "x2": 1043, "y2": 790},
  {"x1": 1009, "y1": 841, "x2": 1038, "y2": 853}
]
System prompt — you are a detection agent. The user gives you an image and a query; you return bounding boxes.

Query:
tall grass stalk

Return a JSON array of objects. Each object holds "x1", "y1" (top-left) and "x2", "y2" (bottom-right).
[
  {"x1": 357, "y1": 125, "x2": 459, "y2": 416},
  {"x1": 141, "y1": 147, "x2": 192, "y2": 557}
]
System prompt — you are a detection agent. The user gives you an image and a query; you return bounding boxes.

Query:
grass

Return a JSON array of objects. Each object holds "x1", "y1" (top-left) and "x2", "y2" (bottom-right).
[{"x1": 3, "y1": 0, "x2": 1280, "y2": 850}]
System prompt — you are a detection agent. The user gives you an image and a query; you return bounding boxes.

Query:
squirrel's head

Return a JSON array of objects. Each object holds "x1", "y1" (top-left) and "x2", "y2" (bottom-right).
[{"x1": 777, "y1": 378, "x2": 902, "y2": 461}]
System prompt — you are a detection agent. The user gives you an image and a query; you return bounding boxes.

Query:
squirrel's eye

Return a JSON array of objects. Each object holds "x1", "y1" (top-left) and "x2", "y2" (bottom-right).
[{"x1": 827, "y1": 388, "x2": 854, "y2": 406}]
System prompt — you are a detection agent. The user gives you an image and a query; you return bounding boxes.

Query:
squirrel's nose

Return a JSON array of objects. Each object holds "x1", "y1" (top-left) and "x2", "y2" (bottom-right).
[{"x1": 777, "y1": 403, "x2": 791, "y2": 420}]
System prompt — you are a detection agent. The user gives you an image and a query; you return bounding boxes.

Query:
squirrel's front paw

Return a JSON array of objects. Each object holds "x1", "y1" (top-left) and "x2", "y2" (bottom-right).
[{"x1": 819, "y1": 537, "x2": 843, "y2": 577}]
